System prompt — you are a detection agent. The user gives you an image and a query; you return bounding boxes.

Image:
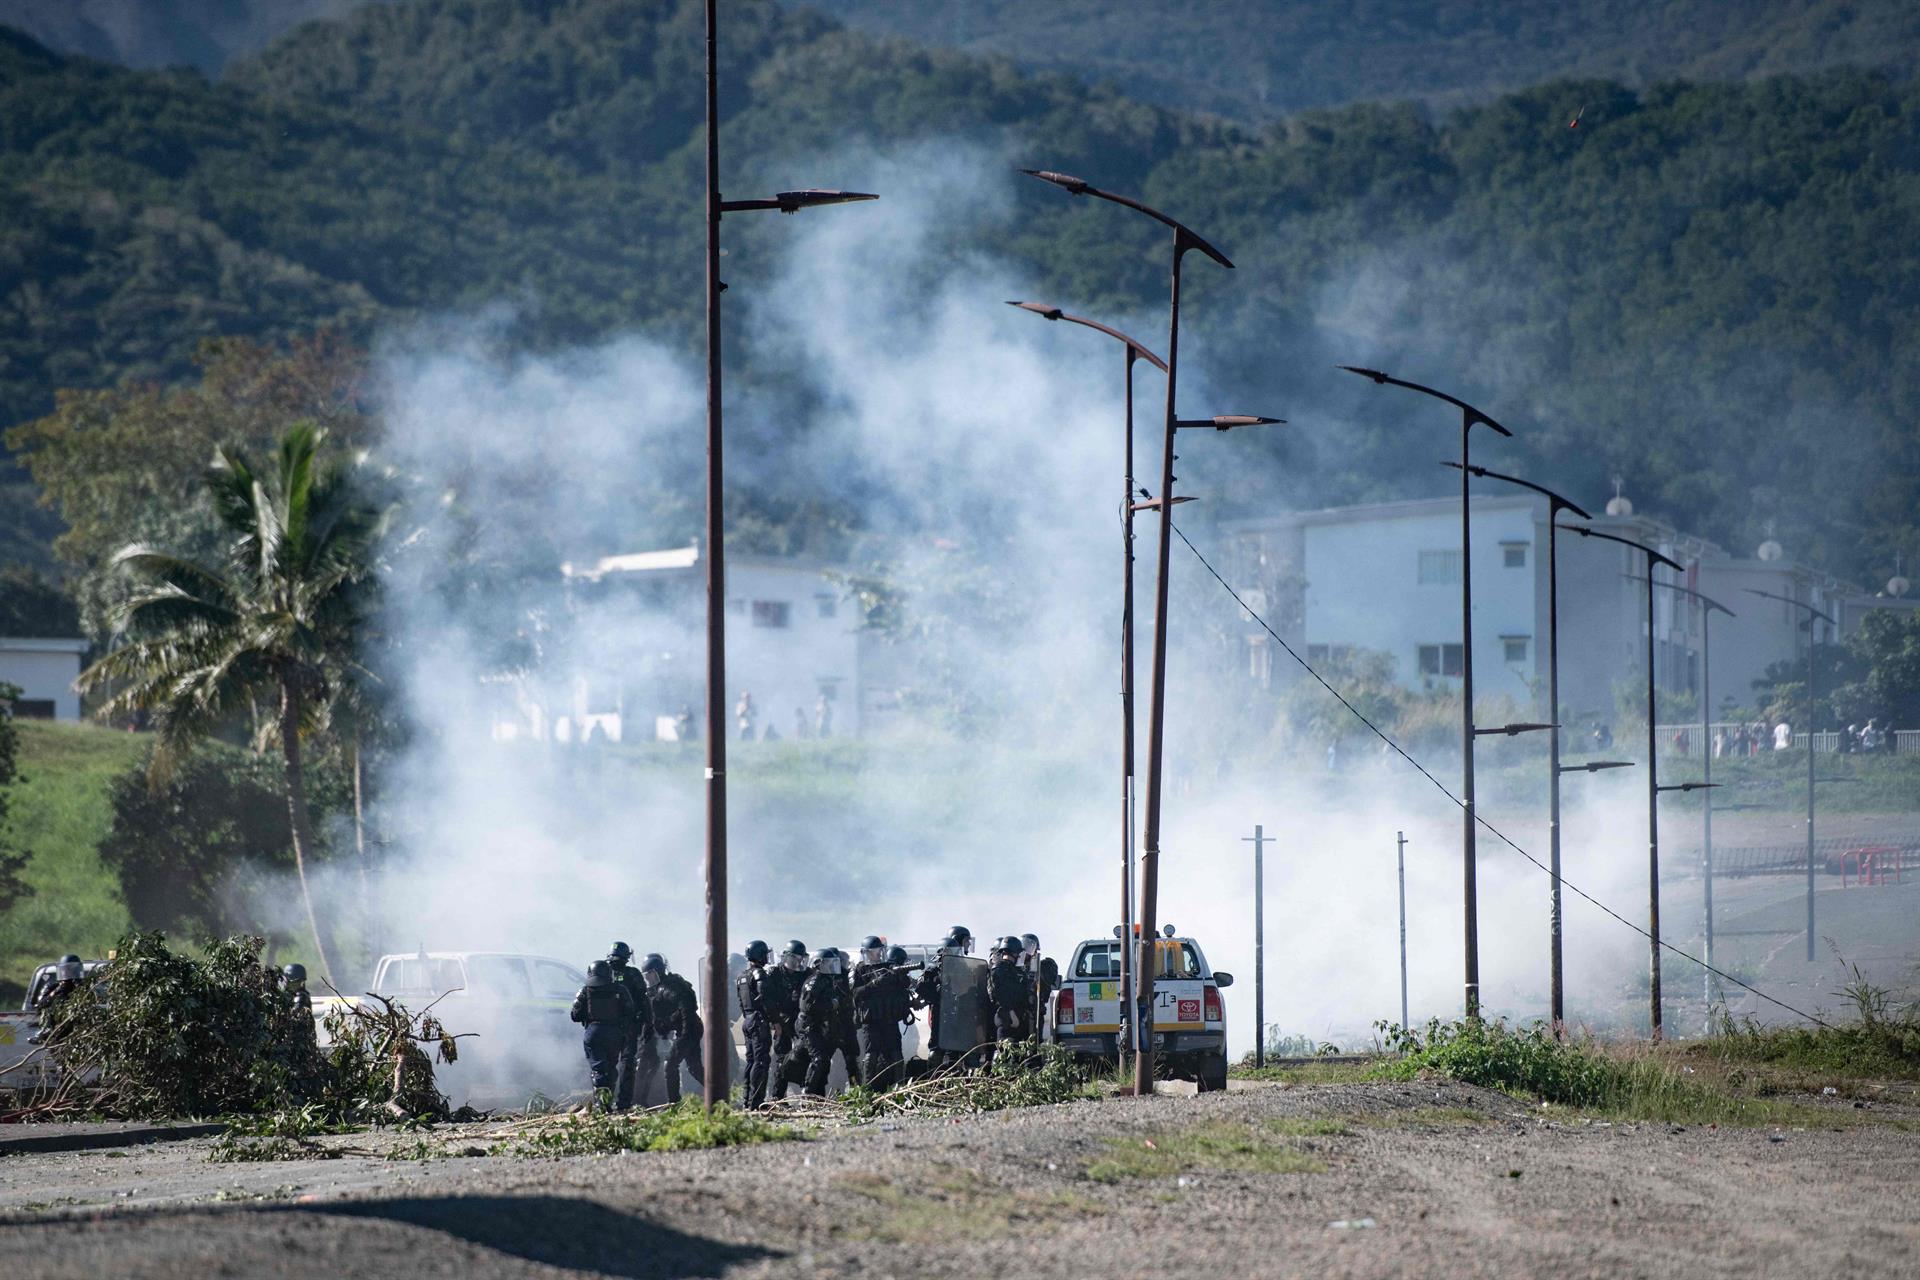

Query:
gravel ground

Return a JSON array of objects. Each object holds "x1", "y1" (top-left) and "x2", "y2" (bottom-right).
[{"x1": 2, "y1": 1081, "x2": 1916, "y2": 1279}]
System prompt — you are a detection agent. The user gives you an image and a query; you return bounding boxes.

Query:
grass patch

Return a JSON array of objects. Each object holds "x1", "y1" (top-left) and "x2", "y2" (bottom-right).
[
  {"x1": 1372, "y1": 1019, "x2": 1841, "y2": 1126},
  {"x1": 0, "y1": 722, "x2": 144, "y2": 999},
  {"x1": 1692, "y1": 970, "x2": 1920, "y2": 1085},
  {"x1": 1265, "y1": 1116, "x2": 1353, "y2": 1137},
  {"x1": 1085, "y1": 1120, "x2": 1327, "y2": 1182},
  {"x1": 495, "y1": 1100, "x2": 796, "y2": 1157},
  {"x1": 1351, "y1": 1106, "x2": 1490, "y2": 1129},
  {"x1": 837, "y1": 1166, "x2": 1102, "y2": 1243}
]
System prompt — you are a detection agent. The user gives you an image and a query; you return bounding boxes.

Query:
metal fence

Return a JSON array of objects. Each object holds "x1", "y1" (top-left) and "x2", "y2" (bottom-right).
[
  {"x1": 1711, "y1": 838, "x2": 1920, "y2": 879},
  {"x1": 1652, "y1": 723, "x2": 1914, "y2": 758}
]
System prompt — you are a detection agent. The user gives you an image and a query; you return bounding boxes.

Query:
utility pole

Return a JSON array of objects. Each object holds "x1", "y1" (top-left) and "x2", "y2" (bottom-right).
[
  {"x1": 1245, "y1": 824, "x2": 1270, "y2": 1068},
  {"x1": 1396, "y1": 830, "x2": 1409, "y2": 1033},
  {"x1": 1745, "y1": 587, "x2": 1834, "y2": 964}
]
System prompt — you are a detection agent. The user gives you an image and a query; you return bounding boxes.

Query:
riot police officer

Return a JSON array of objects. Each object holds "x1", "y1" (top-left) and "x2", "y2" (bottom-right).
[
  {"x1": 606, "y1": 942, "x2": 653, "y2": 1111},
  {"x1": 989, "y1": 934, "x2": 1033, "y2": 1045},
  {"x1": 641, "y1": 954, "x2": 704, "y2": 1105},
  {"x1": 912, "y1": 925, "x2": 973, "y2": 1071},
  {"x1": 793, "y1": 948, "x2": 844, "y2": 1097},
  {"x1": 766, "y1": 939, "x2": 806, "y2": 1101},
  {"x1": 736, "y1": 939, "x2": 777, "y2": 1109},
  {"x1": 1021, "y1": 933, "x2": 1059, "y2": 1041},
  {"x1": 34, "y1": 955, "x2": 84, "y2": 1013},
  {"x1": 569, "y1": 959, "x2": 635, "y2": 1096},
  {"x1": 826, "y1": 947, "x2": 862, "y2": 1089},
  {"x1": 854, "y1": 944, "x2": 914, "y2": 1088}
]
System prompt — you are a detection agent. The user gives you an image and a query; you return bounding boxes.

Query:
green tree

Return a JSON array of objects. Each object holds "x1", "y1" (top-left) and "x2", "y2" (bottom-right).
[
  {"x1": 1829, "y1": 612, "x2": 1920, "y2": 731},
  {"x1": 78, "y1": 423, "x2": 386, "y2": 986},
  {"x1": 0, "y1": 567, "x2": 81, "y2": 637}
]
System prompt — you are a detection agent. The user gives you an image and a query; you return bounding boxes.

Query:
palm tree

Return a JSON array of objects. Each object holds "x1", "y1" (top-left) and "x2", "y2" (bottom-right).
[{"x1": 81, "y1": 422, "x2": 385, "y2": 987}]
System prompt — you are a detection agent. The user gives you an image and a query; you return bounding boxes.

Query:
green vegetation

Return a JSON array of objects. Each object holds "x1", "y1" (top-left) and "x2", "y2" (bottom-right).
[
  {"x1": 802, "y1": 0, "x2": 1920, "y2": 122},
  {"x1": 0, "y1": 721, "x2": 143, "y2": 1002},
  {"x1": 1696, "y1": 966, "x2": 1920, "y2": 1085},
  {"x1": 0, "y1": 0, "x2": 1916, "y2": 585},
  {"x1": 1084, "y1": 1120, "x2": 1327, "y2": 1182},
  {"x1": 496, "y1": 1099, "x2": 795, "y2": 1157},
  {"x1": 832, "y1": 1043, "x2": 1096, "y2": 1120},
  {"x1": 1230, "y1": 1059, "x2": 1377, "y2": 1085}
]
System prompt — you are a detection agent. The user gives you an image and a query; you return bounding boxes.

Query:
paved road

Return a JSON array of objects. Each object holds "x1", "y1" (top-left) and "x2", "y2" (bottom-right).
[{"x1": 2, "y1": 1081, "x2": 1915, "y2": 1278}]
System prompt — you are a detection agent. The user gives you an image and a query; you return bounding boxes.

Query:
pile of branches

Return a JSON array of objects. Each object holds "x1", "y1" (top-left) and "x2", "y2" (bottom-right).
[
  {"x1": 7, "y1": 931, "x2": 463, "y2": 1125},
  {"x1": 768, "y1": 1042, "x2": 1094, "y2": 1123}
]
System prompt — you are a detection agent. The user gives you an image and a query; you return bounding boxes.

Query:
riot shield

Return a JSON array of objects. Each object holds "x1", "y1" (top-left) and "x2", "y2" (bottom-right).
[{"x1": 936, "y1": 954, "x2": 991, "y2": 1055}]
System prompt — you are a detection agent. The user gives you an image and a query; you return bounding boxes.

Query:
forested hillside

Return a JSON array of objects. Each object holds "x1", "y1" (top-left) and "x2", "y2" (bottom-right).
[
  {"x1": 1, "y1": 0, "x2": 1916, "y2": 586},
  {"x1": 799, "y1": 0, "x2": 1920, "y2": 122}
]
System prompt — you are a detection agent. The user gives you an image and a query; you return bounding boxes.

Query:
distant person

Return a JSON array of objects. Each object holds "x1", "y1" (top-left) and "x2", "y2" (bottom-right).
[
  {"x1": 793, "y1": 706, "x2": 811, "y2": 740},
  {"x1": 1861, "y1": 719, "x2": 1882, "y2": 753},
  {"x1": 1842, "y1": 724, "x2": 1859, "y2": 754},
  {"x1": 814, "y1": 693, "x2": 833, "y2": 740},
  {"x1": 735, "y1": 691, "x2": 757, "y2": 742},
  {"x1": 1750, "y1": 721, "x2": 1766, "y2": 757},
  {"x1": 1591, "y1": 721, "x2": 1612, "y2": 751},
  {"x1": 1326, "y1": 739, "x2": 1339, "y2": 772},
  {"x1": 674, "y1": 705, "x2": 695, "y2": 742},
  {"x1": 1774, "y1": 719, "x2": 1793, "y2": 751},
  {"x1": 762, "y1": 722, "x2": 781, "y2": 743}
]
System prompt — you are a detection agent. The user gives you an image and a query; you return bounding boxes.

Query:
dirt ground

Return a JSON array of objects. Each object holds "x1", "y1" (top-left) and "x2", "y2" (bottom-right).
[{"x1": 2, "y1": 1080, "x2": 1916, "y2": 1279}]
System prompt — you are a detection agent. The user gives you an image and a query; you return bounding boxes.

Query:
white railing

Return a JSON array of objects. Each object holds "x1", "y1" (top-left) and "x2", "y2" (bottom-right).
[{"x1": 1652, "y1": 724, "x2": 1911, "y2": 757}]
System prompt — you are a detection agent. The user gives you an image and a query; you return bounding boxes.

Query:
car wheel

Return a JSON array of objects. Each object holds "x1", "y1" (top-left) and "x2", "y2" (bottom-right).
[{"x1": 1196, "y1": 1051, "x2": 1229, "y2": 1093}]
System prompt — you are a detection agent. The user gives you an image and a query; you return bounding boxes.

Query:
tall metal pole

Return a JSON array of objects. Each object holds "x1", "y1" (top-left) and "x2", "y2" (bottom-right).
[
  {"x1": 1643, "y1": 566, "x2": 1662, "y2": 1039},
  {"x1": 1701, "y1": 605, "x2": 1715, "y2": 1021},
  {"x1": 1245, "y1": 824, "x2": 1268, "y2": 1068},
  {"x1": 1135, "y1": 231, "x2": 1184, "y2": 1095},
  {"x1": 1458, "y1": 409, "x2": 1480, "y2": 1022},
  {"x1": 700, "y1": 0, "x2": 730, "y2": 1108},
  {"x1": 1545, "y1": 511, "x2": 1564, "y2": 1028},
  {"x1": 1804, "y1": 608, "x2": 1818, "y2": 963},
  {"x1": 1119, "y1": 347, "x2": 1138, "y2": 1073},
  {"x1": 1397, "y1": 831, "x2": 1409, "y2": 1032}
]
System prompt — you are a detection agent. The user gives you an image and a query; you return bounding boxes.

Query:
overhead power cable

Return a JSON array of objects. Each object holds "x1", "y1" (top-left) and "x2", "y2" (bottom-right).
[{"x1": 1170, "y1": 520, "x2": 1833, "y2": 1030}]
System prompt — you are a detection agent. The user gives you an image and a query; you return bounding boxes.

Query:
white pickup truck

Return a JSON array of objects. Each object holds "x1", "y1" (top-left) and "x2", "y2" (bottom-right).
[{"x1": 1048, "y1": 930, "x2": 1233, "y2": 1092}]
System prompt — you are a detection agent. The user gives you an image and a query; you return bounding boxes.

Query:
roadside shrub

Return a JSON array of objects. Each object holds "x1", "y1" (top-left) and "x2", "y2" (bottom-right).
[
  {"x1": 1373, "y1": 1018, "x2": 1613, "y2": 1106},
  {"x1": 498, "y1": 1100, "x2": 796, "y2": 1157}
]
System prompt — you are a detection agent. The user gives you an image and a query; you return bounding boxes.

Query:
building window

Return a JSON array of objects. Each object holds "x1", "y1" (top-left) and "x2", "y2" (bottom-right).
[
  {"x1": 815, "y1": 593, "x2": 838, "y2": 620},
  {"x1": 11, "y1": 699, "x2": 54, "y2": 720},
  {"x1": 1417, "y1": 643, "x2": 1465, "y2": 677},
  {"x1": 1417, "y1": 549, "x2": 1463, "y2": 584},
  {"x1": 1501, "y1": 542, "x2": 1527, "y2": 568},
  {"x1": 1502, "y1": 636, "x2": 1529, "y2": 663},
  {"x1": 750, "y1": 600, "x2": 790, "y2": 629}
]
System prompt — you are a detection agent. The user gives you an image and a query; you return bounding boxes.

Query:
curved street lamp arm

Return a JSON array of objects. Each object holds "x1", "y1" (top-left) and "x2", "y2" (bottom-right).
[
  {"x1": 1019, "y1": 169, "x2": 1234, "y2": 269},
  {"x1": 1566, "y1": 524, "x2": 1684, "y2": 573},
  {"x1": 1442, "y1": 462, "x2": 1592, "y2": 519},
  {"x1": 1338, "y1": 366, "x2": 1514, "y2": 436},
  {"x1": 1623, "y1": 574, "x2": 1736, "y2": 618},
  {"x1": 1743, "y1": 586, "x2": 1836, "y2": 626},
  {"x1": 1004, "y1": 301, "x2": 1168, "y2": 372}
]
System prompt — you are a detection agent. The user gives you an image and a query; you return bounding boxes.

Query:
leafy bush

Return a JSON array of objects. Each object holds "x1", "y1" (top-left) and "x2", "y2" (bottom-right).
[
  {"x1": 1374, "y1": 1018, "x2": 1615, "y2": 1107},
  {"x1": 832, "y1": 1042, "x2": 1096, "y2": 1121},
  {"x1": 498, "y1": 1100, "x2": 796, "y2": 1158}
]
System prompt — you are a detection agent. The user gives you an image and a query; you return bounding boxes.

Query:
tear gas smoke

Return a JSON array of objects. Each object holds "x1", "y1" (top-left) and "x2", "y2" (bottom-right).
[{"x1": 296, "y1": 142, "x2": 1719, "y2": 1093}]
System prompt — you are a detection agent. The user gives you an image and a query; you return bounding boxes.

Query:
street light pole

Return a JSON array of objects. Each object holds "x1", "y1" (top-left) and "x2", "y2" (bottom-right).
[
  {"x1": 1745, "y1": 587, "x2": 1835, "y2": 964},
  {"x1": 1343, "y1": 369, "x2": 1514, "y2": 1020},
  {"x1": 1020, "y1": 169, "x2": 1247, "y2": 1095},
  {"x1": 1630, "y1": 575, "x2": 1735, "y2": 1024},
  {"x1": 1571, "y1": 526, "x2": 1684, "y2": 1037},
  {"x1": 1244, "y1": 824, "x2": 1270, "y2": 1068},
  {"x1": 701, "y1": 0, "x2": 875, "y2": 1109},
  {"x1": 1005, "y1": 301, "x2": 1166, "y2": 1073},
  {"x1": 1447, "y1": 465, "x2": 1591, "y2": 1028}
]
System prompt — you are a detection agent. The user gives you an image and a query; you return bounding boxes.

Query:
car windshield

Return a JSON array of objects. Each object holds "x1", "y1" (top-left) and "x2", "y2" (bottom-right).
[
  {"x1": 382, "y1": 957, "x2": 465, "y2": 996},
  {"x1": 1073, "y1": 941, "x2": 1203, "y2": 979}
]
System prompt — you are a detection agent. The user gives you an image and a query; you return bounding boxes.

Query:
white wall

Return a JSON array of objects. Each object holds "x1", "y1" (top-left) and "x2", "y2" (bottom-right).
[
  {"x1": 723, "y1": 560, "x2": 862, "y2": 739},
  {"x1": 0, "y1": 641, "x2": 86, "y2": 721}
]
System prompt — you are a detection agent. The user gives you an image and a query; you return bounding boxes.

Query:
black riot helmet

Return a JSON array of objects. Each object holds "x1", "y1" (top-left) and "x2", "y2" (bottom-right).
[
  {"x1": 745, "y1": 939, "x2": 771, "y2": 964},
  {"x1": 943, "y1": 925, "x2": 973, "y2": 955},
  {"x1": 641, "y1": 953, "x2": 667, "y2": 985},
  {"x1": 781, "y1": 939, "x2": 809, "y2": 972},
  {"x1": 609, "y1": 941, "x2": 634, "y2": 964},
  {"x1": 60, "y1": 954, "x2": 81, "y2": 965},
  {"x1": 999, "y1": 934, "x2": 1023, "y2": 958},
  {"x1": 587, "y1": 960, "x2": 614, "y2": 986},
  {"x1": 885, "y1": 945, "x2": 909, "y2": 966},
  {"x1": 1021, "y1": 933, "x2": 1040, "y2": 956},
  {"x1": 282, "y1": 963, "x2": 307, "y2": 986},
  {"x1": 861, "y1": 935, "x2": 886, "y2": 964}
]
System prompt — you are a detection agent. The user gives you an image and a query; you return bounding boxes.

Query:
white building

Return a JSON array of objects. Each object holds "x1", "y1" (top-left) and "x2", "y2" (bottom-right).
[
  {"x1": 492, "y1": 545, "x2": 873, "y2": 743},
  {"x1": 1227, "y1": 490, "x2": 1911, "y2": 726},
  {"x1": 0, "y1": 637, "x2": 88, "y2": 721}
]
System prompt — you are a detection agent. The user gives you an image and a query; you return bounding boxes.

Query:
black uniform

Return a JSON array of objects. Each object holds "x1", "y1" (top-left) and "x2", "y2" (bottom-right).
[
  {"x1": 608, "y1": 961, "x2": 652, "y2": 1110},
  {"x1": 763, "y1": 965, "x2": 801, "y2": 1100},
  {"x1": 853, "y1": 964, "x2": 912, "y2": 1088},
  {"x1": 646, "y1": 972, "x2": 705, "y2": 1104},
  {"x1": 988, "y1": 956, "x2": 1033, "y2": 1044},
  {"x1": 911, "y1": 963, "x2": 945, "y2": 1066},
  {"x1": 736, "y1": 962, "x2": 776, "y2": 1109},
  {"x1": 570, "y1": 982, "x2": 636, "y2": 1092},
  {"x1": 829, "y1": 969, "x2": 862, "y2": 1088},
  {"x1": 792, "y1": 972, "x2": 841, "y2": 1097}
]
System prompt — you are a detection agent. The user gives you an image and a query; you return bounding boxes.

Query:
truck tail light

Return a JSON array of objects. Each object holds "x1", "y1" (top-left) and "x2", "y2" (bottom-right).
[
  {"x1": 1056, "y1": 986, "x2": 1075, "y2": 1029},
  {"x1": 1204, "y1": 986, "x2": 1222, "y2": 1023}
]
